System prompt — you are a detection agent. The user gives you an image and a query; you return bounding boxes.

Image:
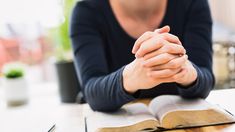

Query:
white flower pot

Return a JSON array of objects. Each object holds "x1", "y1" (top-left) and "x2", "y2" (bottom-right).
[{"x1": 3, "y1": 77, "x2": 28, "y2": 106}]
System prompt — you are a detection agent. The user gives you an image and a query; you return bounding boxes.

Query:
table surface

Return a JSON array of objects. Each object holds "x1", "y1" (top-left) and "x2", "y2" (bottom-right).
[{"x1": 0, "y1": 82, "x2": 235, "y2": 132}]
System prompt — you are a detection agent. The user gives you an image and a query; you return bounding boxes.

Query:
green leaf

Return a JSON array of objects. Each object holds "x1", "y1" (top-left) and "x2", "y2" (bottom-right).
[
  {"x1": 2, "y1": 62, "x2": 25, "y2": 79},
  {"x1": 51, "y1": 0, "x2": 78, "y2": 61}
]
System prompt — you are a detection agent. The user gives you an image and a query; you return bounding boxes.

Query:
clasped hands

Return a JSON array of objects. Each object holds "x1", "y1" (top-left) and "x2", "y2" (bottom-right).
[{"x1": 123, "y1": 26, "x2": 198, "y2": 94}]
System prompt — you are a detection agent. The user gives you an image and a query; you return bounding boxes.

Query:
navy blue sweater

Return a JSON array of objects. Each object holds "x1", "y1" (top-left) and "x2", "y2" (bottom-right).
[{"x1": 70, "y1": 0, "x2": 215, "y2": 111}]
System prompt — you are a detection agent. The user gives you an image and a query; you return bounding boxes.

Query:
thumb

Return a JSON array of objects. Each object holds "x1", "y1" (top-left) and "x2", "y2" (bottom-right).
[{"x1": 154, "y1": 25, "x2": 170, "y2": 34}]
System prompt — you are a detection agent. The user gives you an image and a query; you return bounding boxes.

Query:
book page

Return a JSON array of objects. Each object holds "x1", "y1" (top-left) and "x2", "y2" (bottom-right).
[
  {"x1": 86, "y1": 103, "x2": 158, "y2": 132},
  {"x1": 148, "y1": 95, "x2": 235, "y2": 129},
  {"x1": 148, "y1": 95, "x2": 214, "y2": 122}
]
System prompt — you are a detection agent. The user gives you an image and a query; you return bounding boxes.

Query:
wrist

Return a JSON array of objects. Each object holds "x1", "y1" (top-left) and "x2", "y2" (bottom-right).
[
  {"x1": 178, "y1": 61, "x2": 198, "y2": 87},
  {"x1": 122, "y1": 63, "x2": 138, "y2": 94}
]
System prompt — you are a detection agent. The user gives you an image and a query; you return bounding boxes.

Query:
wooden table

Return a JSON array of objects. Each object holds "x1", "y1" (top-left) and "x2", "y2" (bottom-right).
[{"x1": 0, "y1": 82, "x2": 235, "y2": 132}]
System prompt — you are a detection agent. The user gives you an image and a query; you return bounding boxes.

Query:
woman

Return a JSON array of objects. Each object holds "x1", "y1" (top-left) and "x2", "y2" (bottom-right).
[{"x1": 70, "y1": 0, "x2": 214, "y2": 111}]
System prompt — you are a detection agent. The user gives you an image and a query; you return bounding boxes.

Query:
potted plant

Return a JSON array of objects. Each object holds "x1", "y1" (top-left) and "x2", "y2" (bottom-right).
[
  {"x1": 50, "y1": 0, "x2": 81, "y2": 103},
  {"x1": 2, "y1": 62, "x2": 28, "y2": 106}
]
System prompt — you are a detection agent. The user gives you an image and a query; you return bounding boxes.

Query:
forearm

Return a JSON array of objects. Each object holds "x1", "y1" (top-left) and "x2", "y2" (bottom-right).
[
  {"x1": 84, "y1": 67, "x2": 135, "y2": 112},
  {"x1": 177, "y1": 63, "x2": 215, "y2": 98}
]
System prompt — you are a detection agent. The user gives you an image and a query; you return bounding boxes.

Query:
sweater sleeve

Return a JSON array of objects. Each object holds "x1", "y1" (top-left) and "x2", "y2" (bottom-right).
[
  {"x1": 70, "y1": 2, "x2": 135, "y2": 112},
  {"x1": 177, "y1": 0, "x2": 215, "y2": 98}
]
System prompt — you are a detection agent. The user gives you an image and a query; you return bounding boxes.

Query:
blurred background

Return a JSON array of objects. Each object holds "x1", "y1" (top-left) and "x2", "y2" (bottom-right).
[
  {"x1": 0, "y1": 0, "x2": 235, "y2": 103},
  {"x1": 0, "y1": 0, "x2": 67, "y2": 83}
]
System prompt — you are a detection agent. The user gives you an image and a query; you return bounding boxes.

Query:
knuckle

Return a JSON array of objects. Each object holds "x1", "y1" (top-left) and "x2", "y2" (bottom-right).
[
  {"x1": 170, "y1": 61, "x2": 178, "y2": 68},
  {"x1": 152, "y1": 35, "x2": 160, "y2": 41},
  {"x1": 162, "y1": 52, "x2": 167, "y2": 57},
  {"x1": 160, "y1": 34, "x2": 167, "y2": 40},
  {"x1": 172, "y1": 75, "x2": 178, "y2": 81},
  {"x1": 161, "y1": 46, "x2": 168, "y2": 53},
  {"x1": 152, "y1": 35, "x2": 161, "y2": 40},
  {"x1": 139, "y1": 44, "x2": 147, "y2": 53},
  {"x1": 162, "y1": 53, "x2": 171, "y2": 61},
  {"x1": 161, "y1": 32, "x2": 168, "y2": 37},
  {"x1": 156, "y1": 37, "x2": 163, "y2": 43},
  {"x1": 166, "y1": 45, "x2": 174, "y2": 52},
  {"x1": 183, "y1": 57, "x2": 187, "y2": 63},
  {"x1": 164, "y1": 69, "x2": 172, "y2": 75},
  {"x1": 182, "y1": 47, "x2": 187, "y2": 52},
  {"x1": 172, "y1": 35, "x2": 180, "y2": 42},
  {"x1": 145, "y1": 31, "x2": 153, "y2": 37},
  {"x1": 181, "y1": 56, "x2": 187, "y2": 63},
  {"x1": 159, "y1": 35, "x2": 167, "y2": 42},
  {"x1": 175, "y1": 36, "x2": 180, "y2": 41},
  {"x1": 157, "y1": 38, "x2": 165, "y2": 47},
  {"x1": 180, "y1": 45, "x2": 186, "y2": 53}
]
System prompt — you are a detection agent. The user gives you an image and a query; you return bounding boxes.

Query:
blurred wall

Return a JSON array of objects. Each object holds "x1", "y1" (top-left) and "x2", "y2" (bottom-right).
[{"x1": 209, "y1": 0, "x2": 235, "y2": 30}]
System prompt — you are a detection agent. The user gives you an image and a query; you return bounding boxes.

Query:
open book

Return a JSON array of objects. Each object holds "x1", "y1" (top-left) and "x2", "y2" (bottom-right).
[{"x1": 86, "y1": 95, "x2": 235, "y2": 132}]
